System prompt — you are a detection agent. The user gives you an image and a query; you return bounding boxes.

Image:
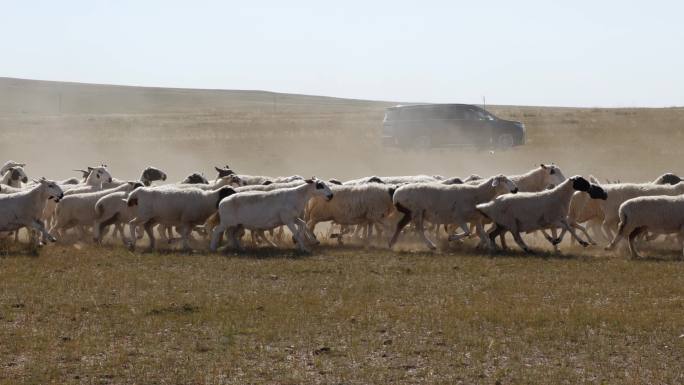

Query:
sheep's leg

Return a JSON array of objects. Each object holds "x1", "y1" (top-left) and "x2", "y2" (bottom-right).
[
  {"x1": 557, "y1": 220, "x2": 589, "y2": 247},
  {"x1": 256, "y1": 230, "x2": 277, "y2": 247},
  {"x1": 448, "y1": 221, "x2": 472, "y2": 242},
  {"x1": 144, "y1": 222, "x2": 157, "y2": 251},
  {"x1": 209, "y1": 223, "x2": 226, "y2": 252},
  {"x1": 365, "y1": 223, "x2": 374, "y2": 245},
  {"x1": 571, "y1": 223, "x2": 596, "y2": 245},
  {"x1": 627, "y1": 226, "x2": 646, "y2": 259},
  {"x1": 389, "y1": 204, "x2": 412, "y2": 248},
  {"x1": 487, "y1": 224, "x2": 504, "y2": 250},
  {"x1": 286, "y1": 221, "x2": 309, "y2": 252},
  {"x1": 601, "y1": 220, "x2": 615, "y2": 241},
  {"x1": 511, "y1": 231, "x2": 532, "y2": 253},
  {"x1": 28, "y1": 219, "x2": 56, "y2": 243},
  {"x1": 230, "y1": 226, "x2": 245, "y2": 251},
  {"x1": 295, "y1": 218, "x2": 318, "y2": 245},
  {"x1": 178, "y1": 225, "x2": 192, "y2": 251},
  {"x1": 415, "y1": 212, "x2": 437, "y2": 250},
  {"x1": 475, "y1": 221, "x2": 494, "y2": 249}
]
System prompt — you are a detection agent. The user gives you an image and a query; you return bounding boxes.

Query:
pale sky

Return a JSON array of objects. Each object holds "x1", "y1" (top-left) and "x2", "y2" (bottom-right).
[{"x1": 1, "y1": 0, "x2": 683, "y2": 107}]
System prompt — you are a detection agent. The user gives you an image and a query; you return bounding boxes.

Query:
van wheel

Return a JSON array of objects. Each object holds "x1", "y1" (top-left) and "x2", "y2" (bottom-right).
[
  {"x1": 497, "y1": 134, "x2": 514, "y2": 149},
  {"x1": 415, "y1": 136, "x2": 431, "y2": 149}
]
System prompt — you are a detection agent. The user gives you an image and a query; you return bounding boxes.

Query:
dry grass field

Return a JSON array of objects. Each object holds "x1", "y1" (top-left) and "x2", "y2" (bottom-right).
[{"x1": 1, "y1": 78, "x2": 683, "y2": 384}]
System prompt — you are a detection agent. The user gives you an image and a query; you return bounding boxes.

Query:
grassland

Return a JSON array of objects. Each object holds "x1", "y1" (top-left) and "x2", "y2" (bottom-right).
[
  {"x1": 1, "y1": 78, "x2": 683, "y2": 384},
  {"x1": 1, "y1": 243, "x2": 683, "y2": 385}
]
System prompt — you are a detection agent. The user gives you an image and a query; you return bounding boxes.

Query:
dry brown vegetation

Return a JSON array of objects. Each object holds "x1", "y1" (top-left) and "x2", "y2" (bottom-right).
[{"x1": 1, "y1": 78, "x2": 683, "y2": 384}]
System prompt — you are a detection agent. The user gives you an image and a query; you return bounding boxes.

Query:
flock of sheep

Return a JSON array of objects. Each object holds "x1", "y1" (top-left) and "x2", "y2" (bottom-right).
[{"x1": 1, "y1": 159, "x2": 684, "y2": 259}]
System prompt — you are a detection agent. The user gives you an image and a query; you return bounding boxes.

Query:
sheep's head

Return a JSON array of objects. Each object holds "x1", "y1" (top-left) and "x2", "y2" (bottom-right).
[
  {"x1": 183, "y1": 172, "x2": 209, "y2": 184},
  {"x1": 464, "y1": 174, "x2": 483, "y2": 183},
  {"x1": 38, "y1": 178, "x2": 64, "y2": 202},
  {"x1": 653, "y1": 173, "x2": 682, "y2": 185},
  {"x1": 221, "y1": 174, "x2": 246, "y2": 187},
  {"x1": 141, "y1": 166, "x2": 167, "y2": 185},
  {"x1": 540, "y1": 163, "x2": 566, "y2": 187},
  {"x1": 570, "y1": 176, "x2": 607, "y2": 200},
  {"x1": 491, "y1": 174, "x2": 518, "y2": 194},
  {"x1": 442, "y1": 177, "x2": 463, "y2": 185},
  {"x1": 9, "y1": 166, "x2": 28, "y2": 183},
  {"x1": 88, "y1": 166, "x2": 112, "y2": 184},
  {"x1": 305, "y1": 177, "x2": 333, "y2": 201},
  {"x1": 214, "y1": 165, "x2": 235, "y2": 178}
]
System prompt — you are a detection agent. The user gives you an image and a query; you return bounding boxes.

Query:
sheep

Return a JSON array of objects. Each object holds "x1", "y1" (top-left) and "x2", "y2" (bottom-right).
[
  {"x1": 441, "y1": 177, "x2": 464, "y2": 185},
  {"x1": 475, "y1": 164, "x2": 567, "y2": 248},
  {"x1": 93, "y1": 189, "x2": 142, "y2": 245},
  {"x1": 126, "y1": 186, "x2": 236, "y2": 251},
  {"x1": 475, "y1": 176, "x2": 607, "y2": 253},
  {"x1": 605, "y1": 195, "x2": 684, "y2": 259},
  {"x1": 566, "y1": 176, "x2": 608, "y2": 245},
  {"x1": 171, "y1": 174, "x2": 245, "y2": 190},
  {"x1": 209, "y1": 178, "x2": 334, "y2": 252},
  {"x1": 181, "y1": 172, "x2": 209, "y2": 184},
  {"x1": 597, "y1": 182, "x2": 684, "y2": 239},
  {"x1": 49, "y1": 182, "x2": 144, "y2": 240},
  {"x1": 389, "y1": 175, "x2": 519, "y2": 250},
  {"x1": 101, "y1": 166, "x2": 168, "y2": 189},
  {"x1": 567, "y1": 174, "x2": 679, "y2": 246},
  {"x1": 652, "y1": 173, "x2": 682, "y2": 185},
  {"x1": 1, "y1": 166, "x2": 28, "y2": 188},
  {"x1": 343, "y1": 175, "x2": 437, "y2": 185},
  {"x1": 0, "y1": 178, "x2": 63, "y2": 247},
  {"x1": 305, "y1": 183, "x2": 397, "y2": 245},
  {"x1": 62, "y1": 166, "x2": 113, "y2": 195},
  {"x1": 0, "y1": 161, "x2": 25, "y2": 176},
  {"x1": 213, "y1": 165, "x2": 303, "y2": 185}
]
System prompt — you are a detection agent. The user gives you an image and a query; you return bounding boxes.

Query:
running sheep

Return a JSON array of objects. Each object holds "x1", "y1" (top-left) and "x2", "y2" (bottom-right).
[
  {"x1": 210, "y1": 178, "x2": 334, "y2": 252},
  {"x1": 476, "y1": 176, "x2": 607, "y2": 253},
  {"x1": 389, "y1": 175, "x2": 518, "y2": 250}
]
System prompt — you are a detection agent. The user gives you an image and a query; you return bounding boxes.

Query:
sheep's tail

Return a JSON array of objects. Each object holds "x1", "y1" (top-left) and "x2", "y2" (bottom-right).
[
  {"x1": 616, "y1": 212, "x2": 627, "y2": 236},
  {"x1": 94, "y1": 200, "x2": 105, "y2": 220},
  {"x1": 387, "y1": 186, "x2": 397, "y2": 199},
  {"x1": 126, "y1": 189, "x2": 140, "y2": 207},
  {"x1": 475, "y1": 203, "x2": 491, "y2": 220}
]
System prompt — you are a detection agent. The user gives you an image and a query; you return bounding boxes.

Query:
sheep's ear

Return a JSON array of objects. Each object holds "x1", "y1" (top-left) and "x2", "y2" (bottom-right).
[
  {"x1": 304, "y1": 179, "x2": 314, "y2": 184},
  {"x1": 540, "y1": 164, "x2": 547, "y2": 169},
  {"x1": 87, "y1": 166, "x2": 94, "y2": 171},
  {"x1": 589, "y1": 175, "x2": 600, "y2": 184},
  {"x1": 491, "y1": 178, "x2": 499, "y2": 187}
]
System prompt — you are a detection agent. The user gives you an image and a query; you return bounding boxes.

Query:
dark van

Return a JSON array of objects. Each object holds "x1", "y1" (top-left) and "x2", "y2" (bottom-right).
[{"x1": 382, "y1": 104, "x2": 525, "y2": 149}]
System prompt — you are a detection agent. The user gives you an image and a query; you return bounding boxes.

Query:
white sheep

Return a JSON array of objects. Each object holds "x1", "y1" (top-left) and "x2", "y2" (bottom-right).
[
  {"x1": 101, "y1": 166, "x2": 167, "y2": 189},
  {"x1": 597, "y1": 182, "x2": 684, "y2": 239},
  {"x1": 126, "y1": 186, "x2": 236, "y2": 251},
  {"x1": 0, "y1": 161, "x2": 25, "y2": 176},
  {"x1": 210, "y1": 178, "x2": 334, "y2": 252},
  {"x1": 0, "y1": 178, "x2": 63, "y2": 247},
  {"x1": 475, "y1": 176, "x2": 607, "y2": 253},
  {"x1": 389, "y1": 175, "x2": 518, "y2": 250},
  {"x1": 605, "y1": 195, "x2": 684, "y2": 259},
  {"x1": 343, "y1": 175, "x2": 436, "y2": 185},
  {"x1": 1, "y1": 166, "x2": 28, "y2": 188},
  {"x1": 49, "y1": 182, "x2": 143, "y2": 240},
  {"x1": 62, "y1": 166, "x2": 113, "y2": 196},
  {"x1": 306, "y1": 183, "x2": 397, "y2": 245}
]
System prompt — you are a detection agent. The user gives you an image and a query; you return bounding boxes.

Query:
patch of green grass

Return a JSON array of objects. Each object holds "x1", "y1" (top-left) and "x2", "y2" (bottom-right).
[{"x1": 1, "y1": 245, "x2": 683, "y2": 384}]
